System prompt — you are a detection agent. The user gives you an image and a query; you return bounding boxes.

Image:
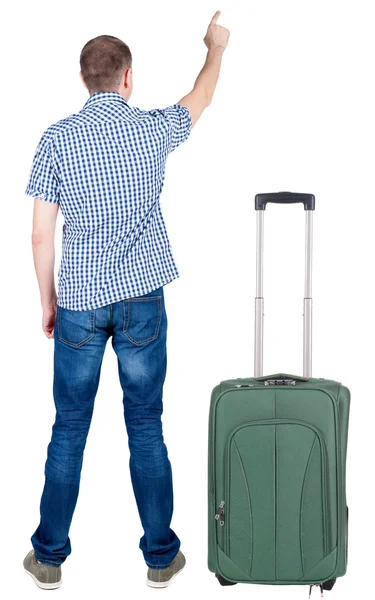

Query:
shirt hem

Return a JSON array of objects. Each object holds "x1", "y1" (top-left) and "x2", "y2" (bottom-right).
[{"x1": 56, "y1": 275, "x2": 179, "y2": 311}]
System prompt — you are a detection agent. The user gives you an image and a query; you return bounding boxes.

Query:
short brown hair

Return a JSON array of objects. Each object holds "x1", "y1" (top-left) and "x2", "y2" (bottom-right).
[{"x1": 80, "y1": 35, "x2": 132, "y2": 94}]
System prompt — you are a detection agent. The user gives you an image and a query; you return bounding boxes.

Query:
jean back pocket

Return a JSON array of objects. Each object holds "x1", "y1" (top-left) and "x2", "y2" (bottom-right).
[
  {"x1": 57, "y1": 305, "x2": 95, "y2": 348},
  {"x1": 123, "y1": 293, "x2": 162, "y2": 346}
]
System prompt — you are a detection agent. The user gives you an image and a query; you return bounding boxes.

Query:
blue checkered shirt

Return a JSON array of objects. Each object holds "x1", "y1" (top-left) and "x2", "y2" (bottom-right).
[{"x1": 25, "y1": 91, "x2": 192, "y2": 310}]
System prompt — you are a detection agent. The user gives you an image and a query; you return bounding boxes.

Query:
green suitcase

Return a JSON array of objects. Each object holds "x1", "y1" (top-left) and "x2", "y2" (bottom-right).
[{"x1": 207, "y1": 193, "x2": 350, "y2": 595}]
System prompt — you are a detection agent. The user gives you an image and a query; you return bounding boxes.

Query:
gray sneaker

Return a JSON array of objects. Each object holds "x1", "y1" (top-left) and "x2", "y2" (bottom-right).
[
  {"x1": 146, "y1": 550, "x2": 186, "y2": 588},
  {"x1": 23, "y1": 549, "x2": 62, "y2": 590}
]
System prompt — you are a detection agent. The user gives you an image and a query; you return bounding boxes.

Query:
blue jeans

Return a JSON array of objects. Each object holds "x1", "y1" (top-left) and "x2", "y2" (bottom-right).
[{"x1": 31, "y1": 286, "x2": 180, "y2": 569}]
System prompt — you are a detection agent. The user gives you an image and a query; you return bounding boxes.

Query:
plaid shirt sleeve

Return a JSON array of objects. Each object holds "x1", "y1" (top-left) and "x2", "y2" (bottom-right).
[
  {"x1": 25, "y1": 131, "x2": 60, "y2": 204},
  {"x1": 151, "y1": 103, "x2": 192, "y2": 154}
]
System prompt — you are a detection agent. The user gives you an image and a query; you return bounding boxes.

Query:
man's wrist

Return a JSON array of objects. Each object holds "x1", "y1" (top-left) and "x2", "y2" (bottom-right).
[
  {"x1": 42, "y1": 297, "x2": 58, "y2": 311},
  {"x1": 207, "y1": 45, "x2": 225, "y2": 58}
]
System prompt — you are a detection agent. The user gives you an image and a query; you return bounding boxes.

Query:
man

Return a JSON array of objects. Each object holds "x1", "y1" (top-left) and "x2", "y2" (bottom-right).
[{"x1": 23, "y1": 10, "x2": 229, "y2": 590}]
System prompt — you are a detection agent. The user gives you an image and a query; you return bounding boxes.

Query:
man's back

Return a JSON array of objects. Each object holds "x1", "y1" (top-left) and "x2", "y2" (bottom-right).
[{"x1": 25, "y1": 91, "x2": 192, "y2": 311}]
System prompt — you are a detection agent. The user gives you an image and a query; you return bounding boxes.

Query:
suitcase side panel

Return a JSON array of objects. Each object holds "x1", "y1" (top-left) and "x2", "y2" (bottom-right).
[
  {"x1": 208, "y1": 384, "x2": 221, "y2": 573},
  {"x1": 334, "y1": 384, "x2": 350, "y2": 577}
]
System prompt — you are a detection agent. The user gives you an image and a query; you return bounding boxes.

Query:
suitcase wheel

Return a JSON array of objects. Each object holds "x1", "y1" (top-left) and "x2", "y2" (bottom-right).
[
  {"x1": 215, "y1": 573, "x2": 237, "y2": 586},
  {"x1": 322, "y1": 578, "x2": 336, "y2": 591}
]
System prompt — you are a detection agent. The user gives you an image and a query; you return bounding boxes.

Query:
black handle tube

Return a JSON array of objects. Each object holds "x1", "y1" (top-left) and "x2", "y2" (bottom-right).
[{"x1": 255, "y1": 191, "x2": 315, "y2": 211}]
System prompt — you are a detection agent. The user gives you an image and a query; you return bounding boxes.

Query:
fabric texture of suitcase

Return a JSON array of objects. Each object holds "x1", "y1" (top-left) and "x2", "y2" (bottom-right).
[
  {"x1": 207, "y1": 193, "x2": 350, "y2": 590},
  {"x1": 207, "y1": 374, "x2": 350, "y2": 586}
]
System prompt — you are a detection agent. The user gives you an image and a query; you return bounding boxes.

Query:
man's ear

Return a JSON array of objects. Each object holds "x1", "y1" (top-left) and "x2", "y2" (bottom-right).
[{"x1": 124, "y1": 67, "x2": 132, "y2": 89}]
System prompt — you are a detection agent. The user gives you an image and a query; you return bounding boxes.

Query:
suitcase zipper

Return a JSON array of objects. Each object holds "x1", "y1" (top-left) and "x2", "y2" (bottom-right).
[
  {"x1": 215, "y1": 500, "x2": 225, "y2": 548},
  {"x1": 235, "y1": 384, "x2": 254, "y2": 388},
  {"x1": 215, "y1": 500, "x2": 225, "y2": 526}
]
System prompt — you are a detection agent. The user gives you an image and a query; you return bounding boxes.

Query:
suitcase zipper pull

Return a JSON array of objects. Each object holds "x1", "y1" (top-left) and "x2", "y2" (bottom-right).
[
  {"x1": 308, "y1": 584, "x2": 323, "y2": 599},
  {"x1": 235, "y1": 384, "x2": 254, "y2": 388},
  {"x1": 215, "y1": 500, "x2": 225, "y2": 526}
]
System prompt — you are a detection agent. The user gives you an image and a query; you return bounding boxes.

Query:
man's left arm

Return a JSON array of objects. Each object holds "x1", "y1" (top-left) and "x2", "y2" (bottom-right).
[
  {"x1": 31, "y1": 199, "x2": 59, "y2": 338},
  {"x1": 25, "y1": 130, "x2": 61, "y2": 338}
]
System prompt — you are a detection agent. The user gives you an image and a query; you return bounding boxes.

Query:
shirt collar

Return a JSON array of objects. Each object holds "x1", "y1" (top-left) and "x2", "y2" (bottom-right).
[{"x1": 83, "y1": 91, "x2": 128, "y2": 109}]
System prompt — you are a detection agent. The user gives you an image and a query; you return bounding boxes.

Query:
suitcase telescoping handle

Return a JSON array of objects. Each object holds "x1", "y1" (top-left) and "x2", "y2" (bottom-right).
[
  {"x1": 254, "y1": 191, "x2": 315, "y2": 379},
  {"x1": 255, "y1": 192, "x2": 315, "y2": 211}
]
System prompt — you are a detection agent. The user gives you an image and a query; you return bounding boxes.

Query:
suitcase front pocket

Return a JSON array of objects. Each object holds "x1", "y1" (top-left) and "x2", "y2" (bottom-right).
[{"x1": 222, "y1": 419, "x2": 329, "y2": 582}]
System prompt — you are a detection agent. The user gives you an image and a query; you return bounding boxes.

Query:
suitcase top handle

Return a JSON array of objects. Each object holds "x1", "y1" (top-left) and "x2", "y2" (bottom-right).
[
  {"x1": 255, "y1": 191, "x2": 315, "y2": 211},
  {"x1": 254, "y1": 373, "x2": 309, "y2": 383}
]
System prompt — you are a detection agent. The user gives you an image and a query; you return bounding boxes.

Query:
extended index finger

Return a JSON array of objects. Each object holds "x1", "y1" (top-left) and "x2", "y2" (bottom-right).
[{"x1": 210, "y1": 10, "x2": 221, "y2": 26}]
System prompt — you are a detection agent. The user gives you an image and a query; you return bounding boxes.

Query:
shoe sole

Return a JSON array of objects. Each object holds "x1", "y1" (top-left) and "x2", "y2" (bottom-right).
[
  {"x1": 146, "y1": 564, "x2": 185, "y2": 588},
  {"x1": 24, "y1": 568, "x2": 62, "y2": 590}
]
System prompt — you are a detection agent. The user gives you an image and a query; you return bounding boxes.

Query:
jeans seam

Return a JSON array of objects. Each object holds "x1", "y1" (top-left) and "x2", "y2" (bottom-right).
[{"x1": 36, "y1": 558, "x2": 61, "y2": 567}]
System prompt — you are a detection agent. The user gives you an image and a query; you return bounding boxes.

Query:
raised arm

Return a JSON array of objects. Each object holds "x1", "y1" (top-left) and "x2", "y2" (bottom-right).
[{"x1": 177, "y1": 10, "x2": 230, "y2": 128}]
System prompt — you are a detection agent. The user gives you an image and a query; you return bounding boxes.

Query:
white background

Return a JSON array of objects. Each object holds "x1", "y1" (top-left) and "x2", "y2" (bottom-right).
[{"x1": 1, "y1": 0, "x2": 374, "y2": 597}]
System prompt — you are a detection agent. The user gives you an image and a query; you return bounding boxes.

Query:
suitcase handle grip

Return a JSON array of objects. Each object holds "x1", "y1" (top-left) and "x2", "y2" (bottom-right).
[{"x1": 255, "y1": 192, "x2": 315, "y2": 211}]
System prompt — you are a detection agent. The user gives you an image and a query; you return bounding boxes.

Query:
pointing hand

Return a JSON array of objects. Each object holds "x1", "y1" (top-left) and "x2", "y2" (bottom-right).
[{"x1": 204, "y1": 10, "x2": 230, "y2": 51}]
